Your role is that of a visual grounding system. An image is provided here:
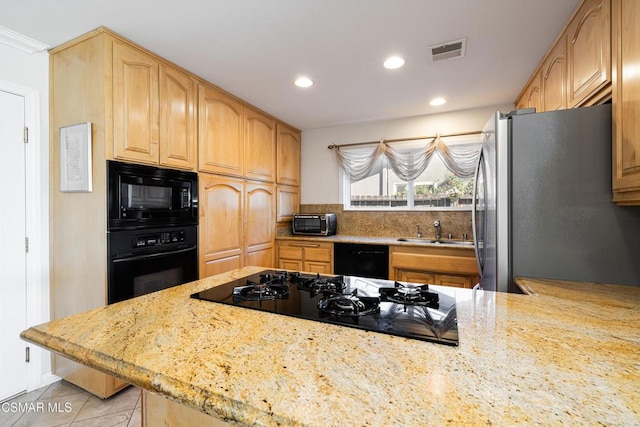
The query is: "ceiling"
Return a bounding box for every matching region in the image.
[1,0,580,130]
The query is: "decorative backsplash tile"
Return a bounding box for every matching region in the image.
[297,204,473,240]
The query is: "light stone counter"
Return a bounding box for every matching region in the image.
[21,268,639,426]
[276,234,476,250]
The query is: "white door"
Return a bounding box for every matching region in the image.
[0,89,28,401]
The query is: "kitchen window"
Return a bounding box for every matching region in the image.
[338,134,481,210]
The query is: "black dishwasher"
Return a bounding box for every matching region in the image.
[334,243,389,280]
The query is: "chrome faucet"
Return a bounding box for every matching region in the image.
[433,220,441,240]
[416,224,422,238]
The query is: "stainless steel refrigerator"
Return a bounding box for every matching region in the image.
[473,104,640,292]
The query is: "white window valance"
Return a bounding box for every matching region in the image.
[333,135,481,182]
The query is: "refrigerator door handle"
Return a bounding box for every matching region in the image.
[472,148,483,278]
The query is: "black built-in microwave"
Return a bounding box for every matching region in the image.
[107,161,198,230]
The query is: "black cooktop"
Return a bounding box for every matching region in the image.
[190,270,458,346]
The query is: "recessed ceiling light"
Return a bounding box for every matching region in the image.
[429,97,447,106]
[383,56,405,70]
[294,77,314,88]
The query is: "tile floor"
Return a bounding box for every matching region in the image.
[0,380,141,427]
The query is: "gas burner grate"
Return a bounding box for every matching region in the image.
[294,273,347,295]
[233,281,289,302]
[317,289,380,318]
[379,281,439,309]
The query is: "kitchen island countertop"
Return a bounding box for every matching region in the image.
[21,268,639,426]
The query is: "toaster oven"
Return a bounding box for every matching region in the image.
[292,213,337,236]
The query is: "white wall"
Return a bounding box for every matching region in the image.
[0,42,51,380]
[301,104,513,204]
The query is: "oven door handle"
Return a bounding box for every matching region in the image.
[112,246,196,263]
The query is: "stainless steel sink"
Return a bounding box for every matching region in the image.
[396,238,437,243]
[396,238,474,246]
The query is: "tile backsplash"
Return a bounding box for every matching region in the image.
[293,204,473,240]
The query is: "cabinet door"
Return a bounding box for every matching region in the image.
[245,108,276,182]
[112,40,159,164]
[278,259,303,270]
[276,123,301,186]
[198,84,244,176]
[276,185,300,223]
[159,65,197,170]
[304,261,332,274]
[246,248,275,269]
[199,174,244,278]
[612,0,640,204]
[542,35,568,111]
[245,182,275,266]
[525,70,542,112]
[516,69,542,112]
[567,0,611,107]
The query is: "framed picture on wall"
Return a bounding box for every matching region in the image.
[60,122,92,192]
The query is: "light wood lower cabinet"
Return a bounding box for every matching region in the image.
[143,390,232,427]
[389,245,479,289]
[277,239,333,273]
[54,358,128,399]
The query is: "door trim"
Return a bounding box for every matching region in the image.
[0,78,55,392]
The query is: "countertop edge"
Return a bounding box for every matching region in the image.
[20,321,292,426]
[276,234,475,249]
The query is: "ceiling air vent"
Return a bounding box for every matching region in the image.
[429,38,467,63]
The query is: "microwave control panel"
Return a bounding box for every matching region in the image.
[133,230,186,248]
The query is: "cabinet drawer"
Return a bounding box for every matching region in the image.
[279,259,303,270]
[305,247,332,262]
[278,246,304,259]
[397,271,435,285]
[304,261,332,274]
[434,274,474,289]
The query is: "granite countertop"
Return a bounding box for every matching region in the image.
[21,268,639,426]
[276,233,475,249]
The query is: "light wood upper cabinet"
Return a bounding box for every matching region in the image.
[516,0,613,112]
[516,69,542,111]
[159,65,197,170]
[199,174,244,278]
[244,108,276,182]
[276,123,301,186]
[112,39,197,170]
[112,40,159,164]
[527,71,543,112]
[276,184,300,223]
[567,0,611,107]
[198,84,244,176]
[542,36,568,111]
[612,0,640,204]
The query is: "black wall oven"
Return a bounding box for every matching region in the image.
[107,161,198,304]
